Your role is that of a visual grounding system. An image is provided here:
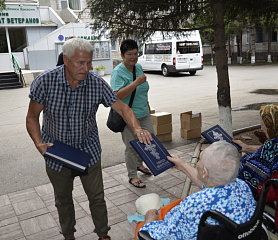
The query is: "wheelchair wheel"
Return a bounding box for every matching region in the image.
[261,222,274,240]
[263,213,277,235]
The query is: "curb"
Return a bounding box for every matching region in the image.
[232,124,261,135]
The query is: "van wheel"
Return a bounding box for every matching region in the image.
[189,71,196,76]
[162,65,170,76]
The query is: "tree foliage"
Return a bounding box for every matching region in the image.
[84,0,278,134]
[85,0,278,41]
[0,0,6,12]
[86,0,214,41]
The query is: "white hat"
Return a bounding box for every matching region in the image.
[135,193,163,216]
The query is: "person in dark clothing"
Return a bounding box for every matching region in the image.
[56,35,76,66]
[56,35,93,69]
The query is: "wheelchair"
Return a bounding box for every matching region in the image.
[138,136,278,240]
[138,179,278,240]
[261,192,278,239]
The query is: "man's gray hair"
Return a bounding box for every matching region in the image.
[62,38,94,60]
[201,141,240,184]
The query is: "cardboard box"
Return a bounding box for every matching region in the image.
[180,111,202,121]
[150,107,155,114]
[180,128,201,139]
[180,111,202,130]
[180,119,202,130]
[156,133,172,142]
[151,112,172,125]
[153,123,172,135]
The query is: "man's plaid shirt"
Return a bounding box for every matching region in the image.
[29,66,118,172]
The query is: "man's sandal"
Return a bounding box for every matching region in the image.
[137,167,152,175]
[129,178,146,188]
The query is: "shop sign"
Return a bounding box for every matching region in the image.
[64,36,101,41]
[0,4,41,26]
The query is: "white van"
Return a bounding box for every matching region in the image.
[138,31,203,76]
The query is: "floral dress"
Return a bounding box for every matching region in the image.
[139,179,256,240]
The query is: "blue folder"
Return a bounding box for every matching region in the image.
[43,140,92,172]
[201,124,242,151]
[130,133,174,176]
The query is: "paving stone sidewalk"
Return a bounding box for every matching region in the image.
[0,143,202,240]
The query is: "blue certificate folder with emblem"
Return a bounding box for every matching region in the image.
[43,140,91,172]
[201,125,242,151]
[130,133,174,176]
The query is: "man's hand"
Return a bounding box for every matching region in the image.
[145,209,159,224]
[134,128,152,144]
[36,142,54,155]
[111,99,153,144]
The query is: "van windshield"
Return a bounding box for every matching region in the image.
[177,41,200,54]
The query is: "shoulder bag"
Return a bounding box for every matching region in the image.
[106,66,136,132]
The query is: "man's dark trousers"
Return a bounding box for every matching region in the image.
[46,158,110,239]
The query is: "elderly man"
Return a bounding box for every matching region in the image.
[26,38,152,240]
[136,141,256,240]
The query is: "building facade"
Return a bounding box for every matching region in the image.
[203,29,278,63]
[0,0,113,74]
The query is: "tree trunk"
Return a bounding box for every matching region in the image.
[268,28,272,63]
[236,34,242,64]
[236,35,240,57]
[228,35,231,65]
[251,23,256,64]
[211,45,214,65]
[240,31,243,64]
[212,0,233,136]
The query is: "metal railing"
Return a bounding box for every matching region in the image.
[11,53,26,87]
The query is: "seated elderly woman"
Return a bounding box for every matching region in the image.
[233,103,278,194]
[135,141,256,240]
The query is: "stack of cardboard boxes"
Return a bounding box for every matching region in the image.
[151,112,172,142]
[150,107,155,114]
[180,111,202,139]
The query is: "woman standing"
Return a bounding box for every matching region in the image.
[110,39,154,188]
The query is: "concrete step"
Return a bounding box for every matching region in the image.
[0,71,22,90]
